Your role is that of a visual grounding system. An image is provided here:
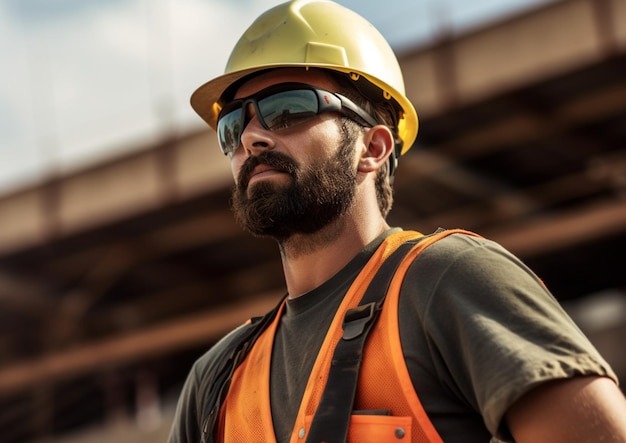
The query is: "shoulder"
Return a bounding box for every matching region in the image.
[401,230,557,318]
[169,294,286,443]
[168,321,257,443]
[418,229,513,259]
[409,229,531,282]
[177,320,259,416]
[191,321,257,385]
[169,323,252,443]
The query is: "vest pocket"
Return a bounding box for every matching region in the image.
[304,414,411,442]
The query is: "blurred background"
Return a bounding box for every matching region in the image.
[0,0,625,441]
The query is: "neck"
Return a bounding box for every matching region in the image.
[278,213,390,299]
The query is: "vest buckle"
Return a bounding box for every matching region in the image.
[342,302,380,340]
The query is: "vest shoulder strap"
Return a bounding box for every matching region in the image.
[306,229,468,443]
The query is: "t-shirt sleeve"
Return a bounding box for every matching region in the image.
[168,357,203,443]
[407,233,617,440]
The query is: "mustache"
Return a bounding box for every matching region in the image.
[237,151,299,188]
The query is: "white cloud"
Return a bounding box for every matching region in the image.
[0,0,49,189]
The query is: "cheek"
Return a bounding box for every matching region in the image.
[230,156,243,183]
[299,118,347,159]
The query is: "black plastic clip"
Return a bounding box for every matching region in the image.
[342,302,379,340]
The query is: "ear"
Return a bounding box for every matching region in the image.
[357,125,395,174]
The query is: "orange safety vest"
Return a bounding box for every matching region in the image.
[218,230,472,443]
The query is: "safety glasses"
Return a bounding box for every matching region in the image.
[216,82,379,156]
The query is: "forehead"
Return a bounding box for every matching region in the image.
[234,68,340,98]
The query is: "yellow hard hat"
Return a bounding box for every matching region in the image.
[190,0,418,154]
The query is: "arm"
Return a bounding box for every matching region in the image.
[506,376,626,443]
[167,362,202,443]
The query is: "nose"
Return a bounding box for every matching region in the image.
[238,104,274,157]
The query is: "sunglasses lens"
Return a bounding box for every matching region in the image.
[258,90,319,130]
[217,108,243,155]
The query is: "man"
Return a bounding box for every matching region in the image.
[169,1,626,442]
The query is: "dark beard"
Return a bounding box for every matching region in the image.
[231,140,357,240]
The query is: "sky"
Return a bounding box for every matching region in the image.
[0,0,550,194]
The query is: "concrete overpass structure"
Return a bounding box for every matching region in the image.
[1,0,625,441]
